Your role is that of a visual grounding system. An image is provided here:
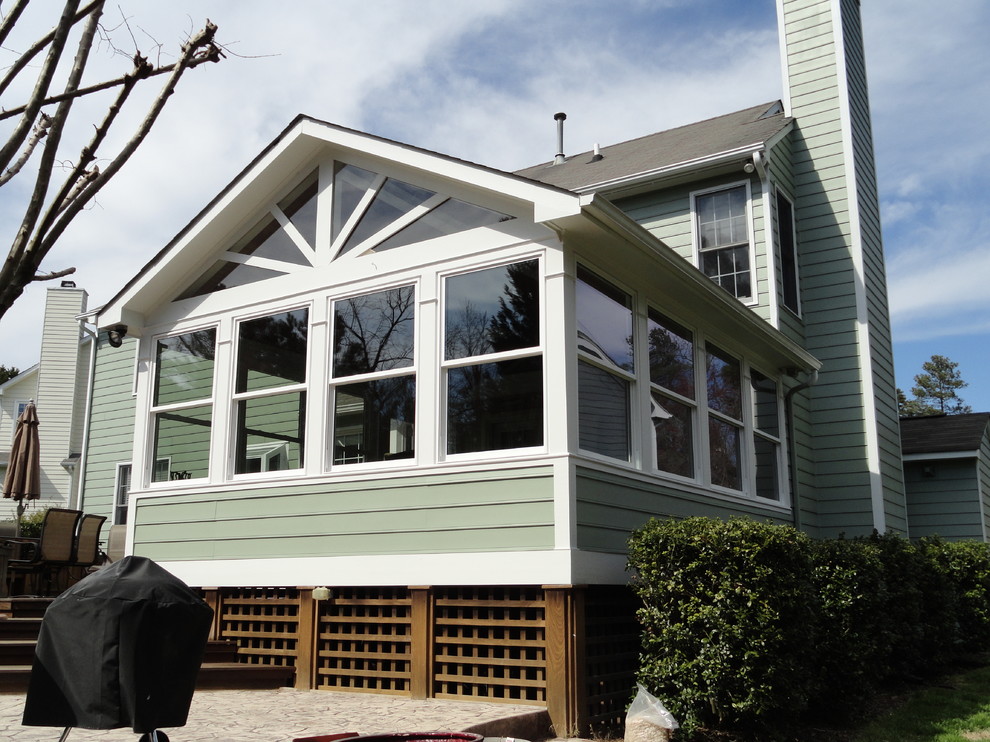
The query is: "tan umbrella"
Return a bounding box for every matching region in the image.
[3,401,41,534]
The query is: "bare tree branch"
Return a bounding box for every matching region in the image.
[31,267,77,283]
[0,0,32,48]
[0,113,51,186]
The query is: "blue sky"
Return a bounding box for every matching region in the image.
[1,0,988,410]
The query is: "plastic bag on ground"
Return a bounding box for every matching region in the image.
[625,683,679,742]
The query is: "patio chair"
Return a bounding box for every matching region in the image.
[6,508,82,596]
[69,513,107,582]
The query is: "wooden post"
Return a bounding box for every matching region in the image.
[296,587,317,690]
[545,585,587,737]
[201,588,221,640]
[410,586,434,699]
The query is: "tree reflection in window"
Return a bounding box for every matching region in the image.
[444,260,542,454]
[331,286,416,465]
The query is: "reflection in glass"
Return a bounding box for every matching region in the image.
[333,377,415,464]
[709,416,741,490]
[698,186,747,249]
[332,164,378,243]
[174,261,289,301]
[578,360,630,461]
[702,245,751,299]
[153,404,212,481]
[648,309,694,399]
[154,330,216,406]
[236,309,309,393]
[279,172,318,249]
[333,286,415,377]
[751,370,779,436]
[652,392,693,478]
[754,435,779,500]
[706,343,741,419]
[576,267,633,372]
[234,392,305,474]
[375,198,513,252]
[445,260,539,360]
[447,357,543,454]
[341,178,435,255]
[231,213,310,266]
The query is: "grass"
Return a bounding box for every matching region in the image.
[851,663,990,742]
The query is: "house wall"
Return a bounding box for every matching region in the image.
[778,0,905,537]
[981,428,990,539]
[80,334,137,522]
[904,459,983,541]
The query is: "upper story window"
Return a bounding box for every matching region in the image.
[150,328,216,483]
[443,259,543,455]
[694,184,753,301]
[233,309,308,475]
[331,286,416,465]
[775,188,799,314]
[577,266,634,462]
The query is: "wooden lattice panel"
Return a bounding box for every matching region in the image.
[583,586,640,733]
[218,587,301,668]
[316,586,413,695]
[433,586,547,705]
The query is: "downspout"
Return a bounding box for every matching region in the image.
[74,321,99,511]
[785,368,819,531]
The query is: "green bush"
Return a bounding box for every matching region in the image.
[627,517,816,735]
[16,507,48,538]
[920,538,990,652]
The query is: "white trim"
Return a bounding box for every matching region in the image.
[156,549,630,588]
[776,0,793,118]
[689,180,759,306]
[902,451,979,462]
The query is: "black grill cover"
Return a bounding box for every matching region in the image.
[22,556,213,733]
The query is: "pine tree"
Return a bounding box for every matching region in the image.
[902,354,972,416]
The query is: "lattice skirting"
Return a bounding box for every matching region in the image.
[201,584,639,735]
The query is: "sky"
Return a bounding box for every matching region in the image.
[1,0,988,411]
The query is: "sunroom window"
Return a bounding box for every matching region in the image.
[233,309,308,475]
[150,328,216,482]
[444,259,543,455]
[696,185,752,300]
[577,266,633,461]
[331,285,416,465]
[648,309,695,478]
[706,342,743,490]
[751,369,781,500]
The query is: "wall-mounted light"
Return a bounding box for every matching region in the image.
[743,161,756,174]
[107,324,128,348]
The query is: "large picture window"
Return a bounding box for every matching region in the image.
[233,309,308,474]
[331,286,416,465]
[695,185,753,300]
[648,309,695,478]
[443,259,543,455]
[577,266,633,461]
[706,342,743,491]
[150,329,216,483]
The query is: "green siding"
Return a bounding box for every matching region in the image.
[781,0,905,537]
[576,467,791,553]
[81,335,138,521]
[905,460,983,541]
[132,466,555,560]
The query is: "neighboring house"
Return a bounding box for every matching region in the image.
[1,284,93,520]
[901,413,990,541]
[76,0,905,732]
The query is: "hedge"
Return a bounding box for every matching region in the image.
[627,517,990,739]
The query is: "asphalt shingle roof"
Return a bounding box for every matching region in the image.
[900,413,990,456]
[515,101,792,191]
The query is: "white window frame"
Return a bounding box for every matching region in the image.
[691,181,757,305]
[327,282,418,471]
[113,463,132,525]
[439,255,546,462]
[229,304,312,480]
[775,187,801,316]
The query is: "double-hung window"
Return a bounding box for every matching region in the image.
[705,342,743,491]
[648,309,695,478]
[330,285,416,465]
[232,309,308,475]
[150,329,216,483]
[576,266,634,462]
[695,185,753,300]
[751,369,782,501]
[443,259,543,455]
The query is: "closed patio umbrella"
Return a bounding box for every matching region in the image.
[3,400,41,534]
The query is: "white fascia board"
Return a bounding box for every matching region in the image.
[0,363,39,394]
[903,451,979,462]
[575,193,820,372]
[156,549,630,589]
[570,142,772,197]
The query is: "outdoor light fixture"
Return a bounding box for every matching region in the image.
[107,324,128,348]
